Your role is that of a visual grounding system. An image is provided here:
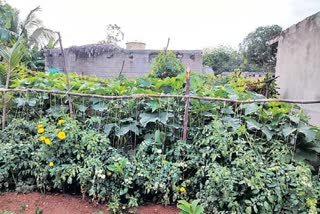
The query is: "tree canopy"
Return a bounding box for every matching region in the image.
[100,24,124,46]
[240,25,282,69]
[203,45,241,74]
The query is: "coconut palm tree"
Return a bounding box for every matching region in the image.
[0,36,26,129]
[0,4,55,48]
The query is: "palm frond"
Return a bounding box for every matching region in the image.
[8,37,26,69]
[28,27,56,47]
[0,37,26,69]
[20,6,42,37]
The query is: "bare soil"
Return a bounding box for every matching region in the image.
[0,192,179,214]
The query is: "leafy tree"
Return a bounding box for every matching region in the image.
[203,45,241,74]
[100,24,124,46]
[240,25,282,70]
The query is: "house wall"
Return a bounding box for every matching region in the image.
[45,47,203,79]
[275,12,320,125]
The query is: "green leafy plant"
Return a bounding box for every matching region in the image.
[150,51,185,79]
[178,200,204,214]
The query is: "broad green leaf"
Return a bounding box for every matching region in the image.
[16,98,26,107]
[115,123,139,136]
[146,100,161,112]
[222,116,241,130]
[221,106,234,115]
[298,126,316,142]
[243,103,259,115]
[246,119,261,130]
[282,126,296,138]
[92,103,107,111]
[139,112,173,127]
[289,115,300,124]
[76,104,87,112]
[261,126,273,141]
[104,123,117,136]
[27,98,37,107]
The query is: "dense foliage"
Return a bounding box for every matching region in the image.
[0,1,18,45]
[203,46,241,74]
[240,25,282,71]
[0,3,55,71]
[0,71,319,213]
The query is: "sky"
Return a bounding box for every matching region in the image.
[5,0,320,50]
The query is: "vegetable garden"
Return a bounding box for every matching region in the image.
[0,67,319,214]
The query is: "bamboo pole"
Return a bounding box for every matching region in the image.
[2,64,11,129]
[182,68,191,141]
[57,32,74,118]
[0,88,320,104]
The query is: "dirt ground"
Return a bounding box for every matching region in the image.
[0,192,179,214]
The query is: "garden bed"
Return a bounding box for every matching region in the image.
[0,192,179,214]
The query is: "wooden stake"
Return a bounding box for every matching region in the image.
[182,68,191,141]
[57,32,74,118]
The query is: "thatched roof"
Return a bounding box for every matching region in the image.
[67,43,122,58]
[46,43,123,58]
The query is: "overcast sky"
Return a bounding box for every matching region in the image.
[5,0,320,50]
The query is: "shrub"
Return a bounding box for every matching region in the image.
[150,51,185,78]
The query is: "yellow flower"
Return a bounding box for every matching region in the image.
[39,136,46,141]
[57,131,66,140]
[44,138,51,145]
[49,161,54,167]
[37,127,44,134]
[58,119,65,125]
[179,187,186,193]
[37,124,43,129]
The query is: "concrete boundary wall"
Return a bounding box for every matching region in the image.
[45,44,203,78]
[275,12,320,125]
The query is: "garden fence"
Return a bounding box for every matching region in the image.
[1,68,320,141]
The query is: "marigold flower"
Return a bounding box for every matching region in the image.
[37,127,44,134]
[58,119,65,125]
[44,138,51,145]
[179,187,186,193]
[49,161,54,167]
[57,131,66,140]
[37,124,43,129]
